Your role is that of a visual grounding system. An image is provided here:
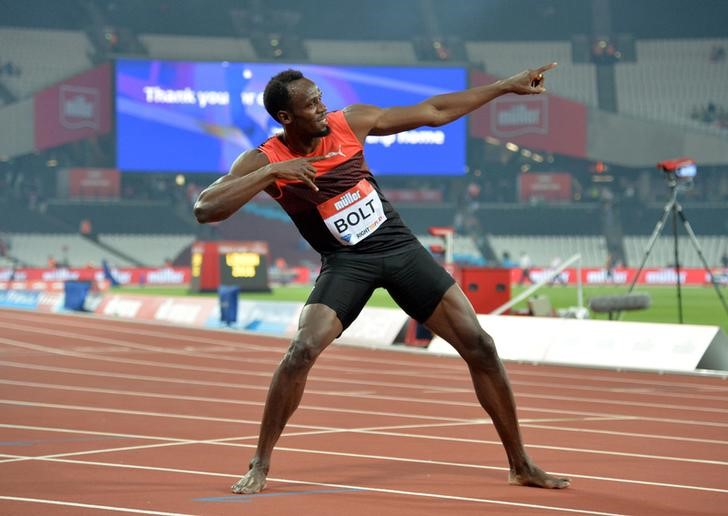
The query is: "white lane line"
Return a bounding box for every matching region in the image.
[219,441,728,494]
[2,398,726,467]
[519,422,728,446]
[3,321,728,401]
[1,422,726,495]
[0,380,471,423]
[6,309,728,389]
[0,457,624,515]
[0,496,195,515]
[7,445,728,501]
[4,369,728,435]
[0,338,469,394]
[6,377,728,447]
[3,348,728,427]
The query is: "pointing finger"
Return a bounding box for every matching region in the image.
[303,177,319,192]
[536,62,558,74]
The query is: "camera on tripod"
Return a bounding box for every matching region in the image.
[657,157,697,180]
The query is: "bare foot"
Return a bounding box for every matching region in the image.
[509,463,570,489]
[231,465,268,494]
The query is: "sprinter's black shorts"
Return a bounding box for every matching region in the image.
[307,244,456,330]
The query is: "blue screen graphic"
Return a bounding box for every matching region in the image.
[115,60,467,175]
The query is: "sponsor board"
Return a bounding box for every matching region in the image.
[428,315,727,373]
[0,267,191,289]
[338,307,410,347]
[0,290,40,310]
[509,267,725,286]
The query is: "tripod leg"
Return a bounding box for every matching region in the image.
[671,203,683,324]
[674,204,728,318]
[626,191,677,295]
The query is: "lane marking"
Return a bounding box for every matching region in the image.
[0,496,194,515]
[0,457,626,515]
[3,380,728,464]
[3,319,728,400]
[2,354,728,428]
[194,488,365,503]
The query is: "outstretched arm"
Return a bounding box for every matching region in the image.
[345,62,557,140]
[193,149,323,224]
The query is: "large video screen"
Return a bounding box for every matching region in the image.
[115,59,467,175]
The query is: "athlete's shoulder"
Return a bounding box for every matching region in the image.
[327,109,365,147]
[258,134,290,163]
[230,148,269,178]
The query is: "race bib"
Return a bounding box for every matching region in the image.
[317,179,387,246]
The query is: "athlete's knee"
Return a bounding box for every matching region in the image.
[280,336,324,374]
[461,331,499,368]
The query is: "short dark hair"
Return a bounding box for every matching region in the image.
[263,69,304,122]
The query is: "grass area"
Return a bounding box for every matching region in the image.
[112,283,728,334]
[511,284,728,334]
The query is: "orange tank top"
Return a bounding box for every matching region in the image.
[258,111,417,256]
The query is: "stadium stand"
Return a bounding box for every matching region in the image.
[139,34,257,61]
[98,234,195,267]
[465,41,599,107]
[7,233,135,268]
[624,235,727,269]
[615,38,728,132]
[0,28,93,98]
[488,235,607,268]
[304,39,418,65]
[44,200,197,234]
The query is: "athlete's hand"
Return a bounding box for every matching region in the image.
[502,62,558,95]
[269,156,326,192]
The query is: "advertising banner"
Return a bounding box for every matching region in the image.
[65,167,121,199]
[116,60,466,175]
[34,63,112,150]
[470,70,587,158]
[518,172,572,202]
[508,267,728,286]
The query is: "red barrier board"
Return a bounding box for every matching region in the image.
[508,267,728,286]
[34,63,112,151]
[470,70,587,158]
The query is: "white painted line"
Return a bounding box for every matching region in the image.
[1,397,725,467]
[0,496,195,515]
[3,348,728,428]
[3,316,728,398]
[0,457,625,516]
[219,442,728,494]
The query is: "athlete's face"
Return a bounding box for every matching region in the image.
[284,78,330,137]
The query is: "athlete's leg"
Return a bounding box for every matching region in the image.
[424,284,570,489]
[231,303,342,494]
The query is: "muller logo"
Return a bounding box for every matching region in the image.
[59,84,100,129]
[334,191,361,210]
[490,95,548,137]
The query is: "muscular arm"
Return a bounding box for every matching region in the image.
[193,149,321,224]
[345,62,557,140]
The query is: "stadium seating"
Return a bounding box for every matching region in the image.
[305,39,418,65]
[45,200,197,235]
[0,28,93,98]
[98,234,196,267]
[624,235,727,268]
[139,34,257,61]
[465,40,599,107]
[6,233,135,268]
[615,39,728,131]
[416,234,486,266]
[487,235,607,267]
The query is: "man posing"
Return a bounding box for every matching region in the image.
[193,62,570,494]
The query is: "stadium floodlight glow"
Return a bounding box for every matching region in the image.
[657,156,697,180]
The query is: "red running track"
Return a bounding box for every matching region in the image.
[0,308,726,515]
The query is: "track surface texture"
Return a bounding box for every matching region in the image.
[1,308,726,515]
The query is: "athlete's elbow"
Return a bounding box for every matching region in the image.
[193,198,218,224]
